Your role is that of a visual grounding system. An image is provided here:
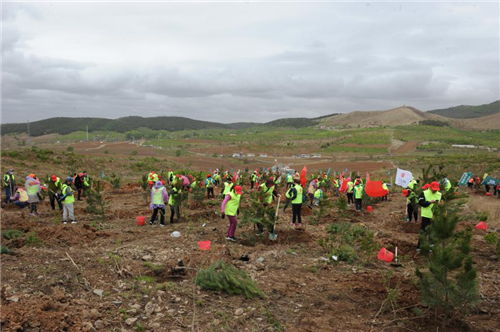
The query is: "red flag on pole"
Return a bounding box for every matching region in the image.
[300,166,307,188]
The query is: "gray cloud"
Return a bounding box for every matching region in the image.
[1,2,499,124]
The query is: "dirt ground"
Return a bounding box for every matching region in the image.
[1,181,499,332]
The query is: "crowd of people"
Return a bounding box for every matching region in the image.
[3,166,498,251]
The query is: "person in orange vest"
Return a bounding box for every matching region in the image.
[467,176,474,189]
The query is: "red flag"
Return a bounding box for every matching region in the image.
[339,175,348,193]
[365,180,388,197]
[300,166,307,188]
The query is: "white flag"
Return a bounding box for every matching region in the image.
[395,168,413,188]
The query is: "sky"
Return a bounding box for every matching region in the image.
[2,1,499,124]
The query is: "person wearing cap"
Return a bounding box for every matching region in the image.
[346,178,354,206]
[205,174,216,199]
[417,181,442,250]
[25,174,41,216]
[59,177,77,224]
[149,180,169,226]
[221,185,243,242]
[47,174,63,211]
[168,181,183,224]
[3,169,16,205]
[354,180,364,212]
[284,177,304,227]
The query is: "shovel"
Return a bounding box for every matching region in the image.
[391,247,402,267]
[269,197,281,241]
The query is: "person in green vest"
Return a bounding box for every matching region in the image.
[82,171,91,199]
[382,182,389,202]
[250,171,258,190]
[168,182,183,224]
[332,176,340,197]
[286,172,293,189]
[59,177,77,224]
[284,178,303,227]
[3,169,16,205]
[167,169,174,184]
[221,180,234,199]
[314,185,323,206]
[221,185,243,242]
[205,174,216,199]
[354,180,364,212]
[256,179,278,234]
[407,179,419,190]
[417,181,442,251]
[25,174,41,216]
[346,178,354,206]
[47,174,63,211]
[443,176,452,192]
[149,180,169,226]
[213,171,221,187]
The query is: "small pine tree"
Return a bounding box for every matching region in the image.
[139,174,149,204]
[335,195,348,217]
[241,191,276,233]
[310,191,332,225]
[195,260,265,298]
[109,172,121,189]
[86,180,109,221]
[416,186,478,325]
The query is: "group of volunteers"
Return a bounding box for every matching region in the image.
[4,165,495,252]
[2,169,91,224]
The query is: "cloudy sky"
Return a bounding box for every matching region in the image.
[2,1,499,124]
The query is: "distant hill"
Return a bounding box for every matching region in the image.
[1,116,228,137]
[319,106,449,128]
[428,100,500,119]
[452,113,500,130]
[263,118,317,128]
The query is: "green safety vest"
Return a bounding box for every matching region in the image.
[153,187,165,205]
[152,174,159,182]
[225,191,241,216]
[314,189,323,199]
[382,183,388,191]
[191,181,197,189]
[26,181,39,195]
[169,187,181,206]
[3,174,14,187]
[286,184,303,204]
[61,184,75,204]
[347,182,354,193]
[168,172,173,180]
[206,178,214,188]
[421,190,442,219]
[354,185,364,199]
[444,179,451,191]
[287,175,293,183]
[223,182,233,195]
[83,176,90,187]
[408,180,416,190]
[259,183,274,204]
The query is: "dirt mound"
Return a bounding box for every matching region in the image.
[320,106,449,128]
[37,224,109,246]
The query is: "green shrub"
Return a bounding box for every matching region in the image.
[3,229,24,240]
[195,260,265,298]
[1,245,14,255]
[26,232,43,247]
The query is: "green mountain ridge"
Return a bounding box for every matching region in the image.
[428,100,500,119]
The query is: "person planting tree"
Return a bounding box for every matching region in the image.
[149,180,169,226]
[417,181,442,251]
[221,185,243,242]
[59,177,77,224]
[353,179,364,212]
[284,177,303,228]
[168,181,182,224]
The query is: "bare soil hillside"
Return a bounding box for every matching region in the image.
[319,106,449,128]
